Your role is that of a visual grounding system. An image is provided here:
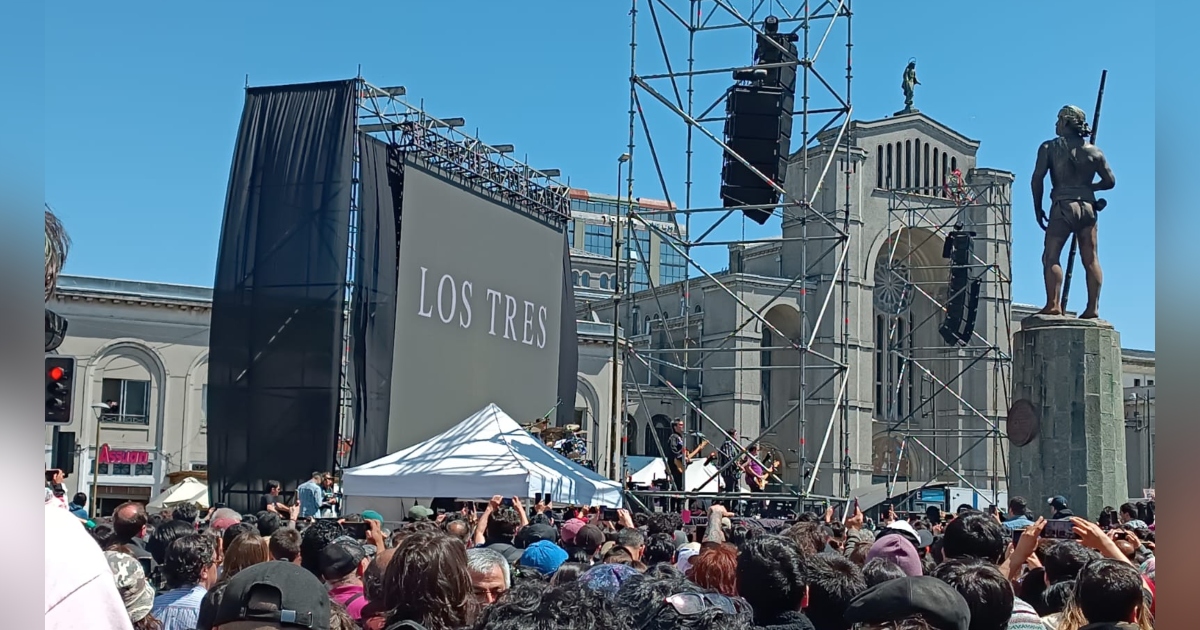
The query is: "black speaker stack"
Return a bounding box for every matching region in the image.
[720,16,799,225]
[939,226,982,345]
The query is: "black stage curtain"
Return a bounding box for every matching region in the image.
[347,134,398,466]
[556,234,578,424]
[207,80,356,512]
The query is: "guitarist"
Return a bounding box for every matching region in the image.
[666,418,687,494]
[743,444,769,515]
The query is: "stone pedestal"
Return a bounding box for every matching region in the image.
[1008,316,1128,520]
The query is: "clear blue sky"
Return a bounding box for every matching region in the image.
[45,1,1154,349]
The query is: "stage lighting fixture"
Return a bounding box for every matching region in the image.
[381,86,406,96]
[432,117,466,128]
[533,168,561,178]
[733,68,768,82]
[487,144,516,154]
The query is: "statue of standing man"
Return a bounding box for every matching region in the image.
[899,61,920,113]
[1031,105,1116,319]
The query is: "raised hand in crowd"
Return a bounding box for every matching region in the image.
[1071,516,1134,565]
[845,504,864,530]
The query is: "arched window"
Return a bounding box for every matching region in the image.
[942,156,950,197]
[644,316,651,334]
[923,143,930,194]
[572,271,580,286]
[876,145,883,188]
[932,148,940,196]
[695,304,703,313]
[580,272,591,287]
[599,274,609,290]
[951,156,958,174]
[646,415,673,458]
[886,144,894,188]
[913,140,921,192]
[905,140,912,189]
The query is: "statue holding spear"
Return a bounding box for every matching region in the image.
[1031,71,1115,319]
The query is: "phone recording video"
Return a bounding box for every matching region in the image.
[1042,518,1079,540]
[501,498,514,508]
[342,521,369,540]
[601,507,619,521]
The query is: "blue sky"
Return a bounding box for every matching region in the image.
[45,1,1154,349]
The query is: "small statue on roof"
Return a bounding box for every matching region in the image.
[899,59,920,115]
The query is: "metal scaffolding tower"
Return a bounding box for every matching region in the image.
[875,173,1013,502]
[617,0,855,502]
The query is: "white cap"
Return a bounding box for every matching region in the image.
[885,519,919,539]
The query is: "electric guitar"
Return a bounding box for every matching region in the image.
[672,440,710,474]
[749,459,781,490]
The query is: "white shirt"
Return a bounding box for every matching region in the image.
[45,503,134,630]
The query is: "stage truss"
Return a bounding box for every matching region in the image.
[615,0,855,502]
[875,176,1013,503]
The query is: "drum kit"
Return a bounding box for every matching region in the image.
[524,420,592,469]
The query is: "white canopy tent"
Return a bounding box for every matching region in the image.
[147,476,209,511]
[342,404,622,518]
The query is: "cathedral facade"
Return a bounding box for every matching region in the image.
[589,111,1015,497]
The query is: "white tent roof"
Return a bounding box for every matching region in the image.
[342,404,623,507]
[147,477,209,510]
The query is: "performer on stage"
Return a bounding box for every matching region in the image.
[743,444,768,515]
[666,419,687,494]
[717,430,742,493]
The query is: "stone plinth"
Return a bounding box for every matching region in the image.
[1008,315,1128,519]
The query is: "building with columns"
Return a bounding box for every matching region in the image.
[589,110,1019,496]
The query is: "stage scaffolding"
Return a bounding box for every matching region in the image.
[615,0,856,504]
[875,177,1013,503]
[332,78,571,470]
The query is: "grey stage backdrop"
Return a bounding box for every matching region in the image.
[388,160,566,451]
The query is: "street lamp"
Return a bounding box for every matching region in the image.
[610,153,631,480]
[89,402,109,517]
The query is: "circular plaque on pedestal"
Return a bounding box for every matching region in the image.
[1007,399,1040,447]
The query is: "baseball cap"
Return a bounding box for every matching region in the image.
[361,510,384,525]
[318,540,366,581]
[1048,495,1068,510]
[560,518,588,545]
[844,576,970,630]
[516,523,558,548]
[573,524,606,552]
[104,551,155,623]
[408,505,434,521]
[213,560,331,630]
[518,540,569,575]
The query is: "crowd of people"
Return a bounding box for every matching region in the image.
[46,477,1157,630]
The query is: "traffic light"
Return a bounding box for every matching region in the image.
[46,356,76,425]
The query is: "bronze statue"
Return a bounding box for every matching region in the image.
[900,61,919,112]
[1031,105,1116,319]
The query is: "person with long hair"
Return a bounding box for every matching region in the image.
[382,529,478,630]
[220,531,270,581]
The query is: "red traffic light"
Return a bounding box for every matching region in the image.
[48,366,65,381]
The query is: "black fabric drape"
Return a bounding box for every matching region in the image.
[556,233,578,425]
[347,134,398,466]
[207,80,356,512]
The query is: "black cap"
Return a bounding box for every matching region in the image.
[1048,495,1068,510]
[515,523,558,548]
[844,576,970,630]
[213,561,331,630]
[317,540,364,581]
